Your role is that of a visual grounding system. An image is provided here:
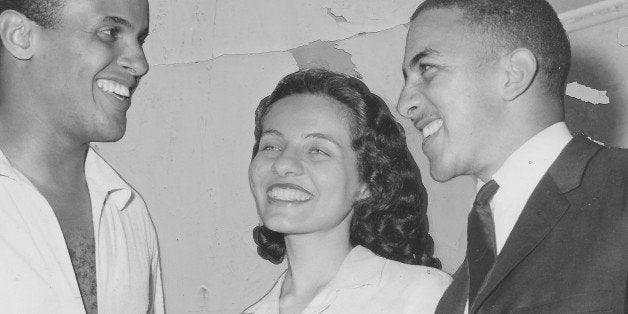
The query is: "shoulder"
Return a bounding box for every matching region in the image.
[566,136,628,171]
[579,144,628,191]
[555,141,628,219]
[590,145,628,173]
[552,137,628,192]
[374,258,451,312]
[381,258,452,291]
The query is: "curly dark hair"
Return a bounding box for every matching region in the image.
[411,0,570,100]
[251,68,440,268]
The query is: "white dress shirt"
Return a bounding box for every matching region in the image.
[481,122,572,254]
[464,122,573,312]
[244,245,452,314]
[0,147,164,314]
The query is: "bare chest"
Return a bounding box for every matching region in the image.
[47,190,98,313]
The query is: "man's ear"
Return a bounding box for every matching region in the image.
[0,10,36,60]
[500,48,537,101]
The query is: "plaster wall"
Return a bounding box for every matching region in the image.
[94,1,628,312]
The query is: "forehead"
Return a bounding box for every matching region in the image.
[404,8,480,66]
[60,0,149,29]
[263,94,353,139]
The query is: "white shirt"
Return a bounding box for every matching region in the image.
[481,122,572,254]
[0,147,164,314]
[465,122,573,312]
[244,245,452,314]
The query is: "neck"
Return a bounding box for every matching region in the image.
[281,223,353,298]
[0,109,89,190]
[475,96,563,182]
[0,64,91,189]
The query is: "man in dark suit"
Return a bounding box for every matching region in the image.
[397,0,627,313]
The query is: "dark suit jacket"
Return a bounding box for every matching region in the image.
[436,135,628,313]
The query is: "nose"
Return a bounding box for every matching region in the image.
[396,82,422,120]
[271,150,304,177]
[117,42,149,77]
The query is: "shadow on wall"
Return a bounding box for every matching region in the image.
[565,45,627,148]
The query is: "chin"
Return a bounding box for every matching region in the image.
[429,163,457,183]
[92,119,127,142]
[263,215,306,235]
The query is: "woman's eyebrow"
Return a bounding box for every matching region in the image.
[305,133,341,148]
[261,129,282,137]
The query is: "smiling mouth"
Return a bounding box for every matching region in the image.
[267,184,313,202]
[96,79,131,101]
[421,119,443,142]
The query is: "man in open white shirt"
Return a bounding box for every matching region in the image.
[397,0,628,313]
[0,0,164,312]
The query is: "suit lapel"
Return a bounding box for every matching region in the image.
[470,136,602,312]
[470,174,569,312]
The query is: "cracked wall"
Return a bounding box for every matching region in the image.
[93,0,628,312]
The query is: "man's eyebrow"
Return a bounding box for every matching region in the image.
[103,16,132,28]
[403,48,439,78]
[305,133,341,148]
[103,16,149,38]
[408,48,439,69]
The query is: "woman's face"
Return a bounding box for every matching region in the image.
[249,93,368,236]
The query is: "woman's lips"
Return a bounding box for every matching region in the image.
[266,183,313,202]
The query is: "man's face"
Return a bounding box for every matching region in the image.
[397,8,504,182]
[32,0,149,143]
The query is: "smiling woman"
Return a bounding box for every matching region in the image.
[245,68,451,314]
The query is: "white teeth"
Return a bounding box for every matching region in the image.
[422,119,443,139]
[268,187,312,202]
[96,79,130,98]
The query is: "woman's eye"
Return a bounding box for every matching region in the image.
[261,144,280,151]
[309,148,329,156]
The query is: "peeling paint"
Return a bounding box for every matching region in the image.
[150,29,382,68]
[566,82,610,105]
[322,0,419,27]
[146,0,418,65]
[289,40,361,77]
[618,27,628,46]
[587,136,606,146]
[327,8,348,23]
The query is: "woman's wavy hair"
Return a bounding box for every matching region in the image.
[251,68,440,268]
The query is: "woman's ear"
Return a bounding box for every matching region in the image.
[0,10,36,60]
[500,48,538,101]
[356,183,371,200]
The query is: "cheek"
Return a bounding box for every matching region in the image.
[334,162,362,201]
[248,158,268,190]
[75,41,117,75]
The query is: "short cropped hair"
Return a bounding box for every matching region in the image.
[411,0,571,100]
[252,68,440,268]
[1,0,64,29]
